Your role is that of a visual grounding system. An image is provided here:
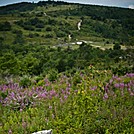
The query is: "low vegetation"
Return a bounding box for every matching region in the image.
[0,67,134,133]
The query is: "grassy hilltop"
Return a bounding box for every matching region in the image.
[0,1,134,45]
[0,1,134,133]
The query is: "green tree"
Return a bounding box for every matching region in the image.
[0,37,4,50]
[113,43,121,50]
[0,52,19,75]
[20,53,40,75]
[0,21,11,31]
[13,30,25,45]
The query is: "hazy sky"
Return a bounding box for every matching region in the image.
[0,0,134,9]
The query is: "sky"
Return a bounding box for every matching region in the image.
[0,0,134,9]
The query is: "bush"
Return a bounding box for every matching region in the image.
[45,33,54,38]
[19,75,31,87]
[23,25,35,31]
[113,43,121,50]
[35,23,44,28]
[0,21,11,31]
[56,31,66,37]
[46,26,52,31]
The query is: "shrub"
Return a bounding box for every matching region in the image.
[0,21,11,31]
[45,33,54,38]
[46,26,52,31]
[19,75,31,87]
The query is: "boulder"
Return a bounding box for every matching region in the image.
[32,129,52,134]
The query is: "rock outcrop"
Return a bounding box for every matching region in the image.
[32,129,52,134]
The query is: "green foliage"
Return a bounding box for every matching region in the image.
[45,33,54,38]
[13,30,25,45]
[0,71,134,133]
[113,43,121,50]
[47,68,58,81]
[0,2,133,133]
[0,21,11,31]
[19,53,40,75]
[19,75,31,87]
[0,2,36,15]
[46,26,52,31]
[56,30,66,38]
[0,41,132,76]
[0,0,133,49]
[0,51,19,75]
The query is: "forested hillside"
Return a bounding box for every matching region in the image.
[0,0,133,77]
[0,1,134,133]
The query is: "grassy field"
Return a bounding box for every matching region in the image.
[0,3,124,47]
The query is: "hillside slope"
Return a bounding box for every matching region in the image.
[0,1,134,46]
[0,1,133,77]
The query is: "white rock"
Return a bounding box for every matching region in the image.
[76,41,83,45]
[32,129,52,134]
[71,42,75,45]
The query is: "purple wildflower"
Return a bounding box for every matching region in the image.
[8,129,12,134]
[61,89,65,94]
[74,90,78,93]
[104,86,108,92]
[64,95,68,100]
[128,88,134,96]
[20,109,23,112]
[91,86,97,91]
[130,80,134,86]
[116,77,121,82]
[66,87,70,91]
[49,106,52,109]
[112,75,118,80]
[45,83,50,86]
[103,92,108,100]
[38,92,47,99]
[66,91,70,95]
[126,73,134,78]
[114,83,120,88]
[119,83,125,89]
[130,92,134,96]
[60,98,63,103]
[55,93,59,98]
[109,79,113,84]
[127,83,131,88]
[49,90,56,96]
[22,121,27,129]
[49,96,52,100]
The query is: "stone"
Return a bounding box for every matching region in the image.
[32,129,52,134]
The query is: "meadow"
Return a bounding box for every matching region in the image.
[0,67,134,133]
[0,1,134,133]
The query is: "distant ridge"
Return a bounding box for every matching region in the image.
[0,0,132,15]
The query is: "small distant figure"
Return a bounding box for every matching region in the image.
[44,12,47,16]
[68,34,72,42]
[77,19,82,30]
